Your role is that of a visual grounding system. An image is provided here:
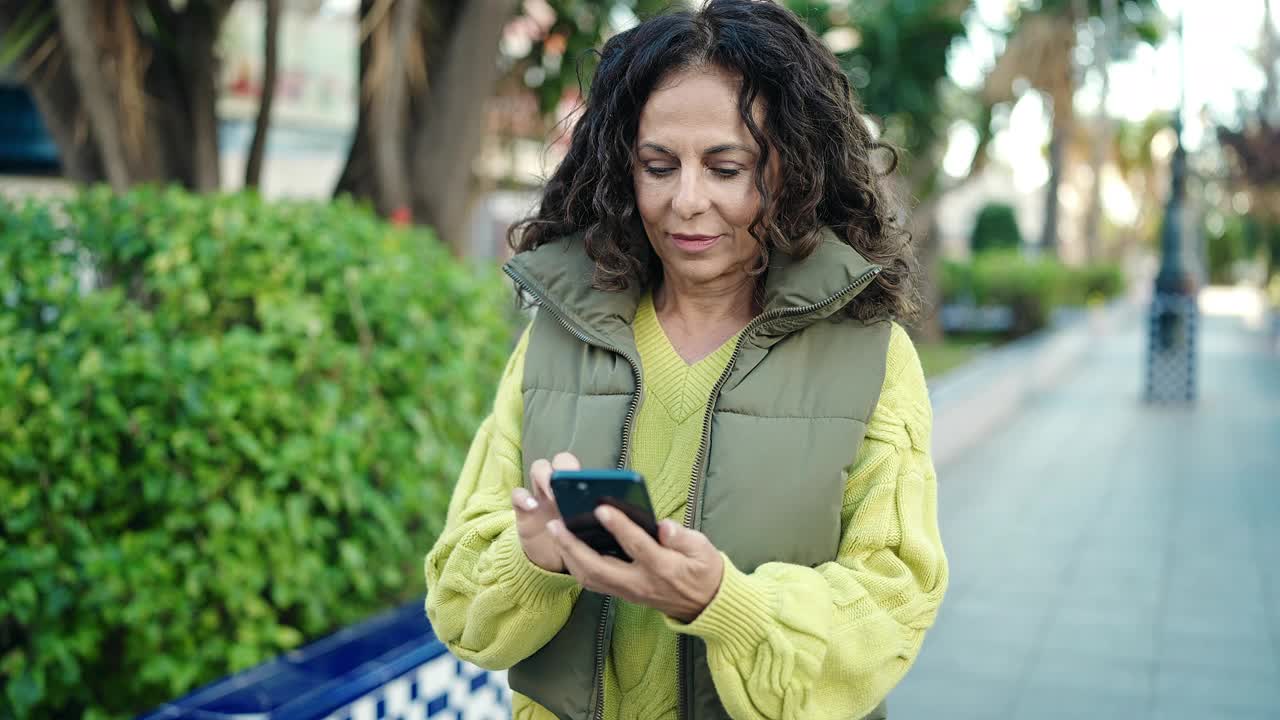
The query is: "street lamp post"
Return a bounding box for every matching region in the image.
[1144,10,1198,403]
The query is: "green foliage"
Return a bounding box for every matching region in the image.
[1256,218,1280,280]
[513,0,969,162]
[0,187,516,719]
[1204,212,1251,284]
[1029,0,1165,46]
[970,202,1024,255]
[943,251,1126,336]
[788,0,967,155]
[515,0,676,114]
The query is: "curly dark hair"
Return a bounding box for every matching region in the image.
[509,0,919,324]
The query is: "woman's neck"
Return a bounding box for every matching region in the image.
[652,275,757,363]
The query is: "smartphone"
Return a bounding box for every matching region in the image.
[548,469,659,561]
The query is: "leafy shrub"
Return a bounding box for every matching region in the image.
[1068,264,1125,305]
[942,251,1126,337]
[969,202,1023,255]
[0,187,515,719]
[1204,212,1250,284]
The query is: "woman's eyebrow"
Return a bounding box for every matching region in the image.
[704,143,755,156]
[637,142,756,156]
[637,142,676,156]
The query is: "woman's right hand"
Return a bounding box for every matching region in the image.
[511,452,579,573]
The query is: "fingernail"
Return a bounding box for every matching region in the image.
[546,520,562,536]
[594,506,611,522]
[524,497,538,510]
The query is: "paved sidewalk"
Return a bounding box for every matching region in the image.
[891,295,1280,719]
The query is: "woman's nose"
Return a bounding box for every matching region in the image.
[672,171,711,219]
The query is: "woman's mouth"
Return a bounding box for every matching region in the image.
[669,234,722,253]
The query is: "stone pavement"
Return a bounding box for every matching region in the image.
[891,293,1280,719]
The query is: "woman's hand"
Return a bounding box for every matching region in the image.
[511,452,579,573]
[548,506,725,623]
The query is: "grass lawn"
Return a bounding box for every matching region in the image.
[916,336,996,378]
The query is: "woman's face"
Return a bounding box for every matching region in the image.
[633,66,770,295]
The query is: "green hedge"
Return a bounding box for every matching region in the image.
[942,251,1126,336]
[0,187,515,719]
[969,202,1023,255]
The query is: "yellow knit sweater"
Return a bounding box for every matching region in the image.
[425,295,947,720]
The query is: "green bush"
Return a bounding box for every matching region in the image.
[942,251,1126,337]
[969,202,1023,255]
[1069,264,1126,305]
[0,187,515,719]
[1204,212,1250,284]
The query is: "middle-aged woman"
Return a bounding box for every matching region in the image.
[425,2,948,719]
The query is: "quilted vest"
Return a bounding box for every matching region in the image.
[502,231,892,720]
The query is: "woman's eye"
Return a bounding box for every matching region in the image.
[711,167,741,179]
[643,166,676,177]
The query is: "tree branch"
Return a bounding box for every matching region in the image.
[245,0,281,188]
[366,0,418,216]
[175,1,227,191]
[53,0,132,190]
[411,0,520,250]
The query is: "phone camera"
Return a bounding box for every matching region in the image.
[577,482,588,491]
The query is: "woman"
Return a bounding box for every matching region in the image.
[425,2,947,719]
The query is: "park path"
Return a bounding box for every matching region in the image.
[891,290,1280,719]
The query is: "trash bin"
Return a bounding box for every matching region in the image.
[137,598,511,720]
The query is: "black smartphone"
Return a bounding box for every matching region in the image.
[549,469,659,561]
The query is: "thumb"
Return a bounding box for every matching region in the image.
[659,520,711,557]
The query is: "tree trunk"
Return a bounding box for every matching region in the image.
[909,196,946,344]
[904,150,946,344]
[181,5,226,192]
[1263,0,1277,123]
[1040,111,1065,257]
[1082,0,1118,263]
[8,1,234,191]
[52,0,133,191]
[245,0,282,188]
[20,53,106,182]
[410,0,520,253]
[334,0,376,200]
[366,0,418,217]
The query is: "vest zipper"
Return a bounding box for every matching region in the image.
[503,265,644,720]
[675,264,882,720]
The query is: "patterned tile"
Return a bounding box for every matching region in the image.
[322,655,511,720]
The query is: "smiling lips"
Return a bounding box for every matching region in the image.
[670,233,722,252]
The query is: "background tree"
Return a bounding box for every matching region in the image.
[981,0,1162,257]
[970,202,1024,255]
[242,0,280,188]
[1215,0,1280,279]
[0,0,237,191]
[0,0,530,251]
[786,0,971,341]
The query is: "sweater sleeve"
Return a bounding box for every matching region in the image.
[665,323,948,719]
[424,325,582,670]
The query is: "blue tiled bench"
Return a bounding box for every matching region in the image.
[137,599,511,720]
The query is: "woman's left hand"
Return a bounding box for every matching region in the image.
[547,508,724,623]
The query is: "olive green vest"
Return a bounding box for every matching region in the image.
[502,231,892,720]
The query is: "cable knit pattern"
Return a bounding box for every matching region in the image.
[425,328,583,673]
[423,320,947,720]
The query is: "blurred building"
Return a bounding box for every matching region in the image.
[217,0,359,199]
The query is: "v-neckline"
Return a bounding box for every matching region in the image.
[634,294,740,423]
[636,293,741,369]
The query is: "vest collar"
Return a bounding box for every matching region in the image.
[503,228,881,351]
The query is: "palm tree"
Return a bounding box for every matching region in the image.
[981,0,1162,259]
